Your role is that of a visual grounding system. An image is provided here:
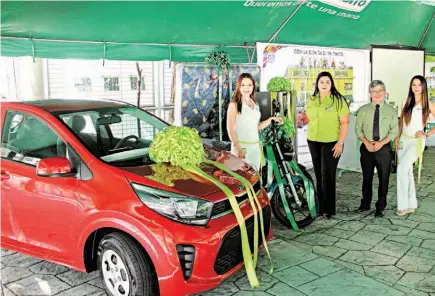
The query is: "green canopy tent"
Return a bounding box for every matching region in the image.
[2,1,435,62]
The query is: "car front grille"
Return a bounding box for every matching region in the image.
[213,205,271,275]
[211,181,262,218]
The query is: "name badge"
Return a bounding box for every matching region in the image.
[325,107,332,111]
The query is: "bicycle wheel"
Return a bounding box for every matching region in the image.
[270,164,319,229]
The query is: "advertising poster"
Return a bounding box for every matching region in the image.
[257,42,370,167]
[425,56,435,146]
[174,63,261,142]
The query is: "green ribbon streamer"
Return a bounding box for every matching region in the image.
[183,164,260,287]
[401,133,425,183]
[149,126,271,288]
[207,160,273,274]
[289,160,317,218]
[265,145,300,232]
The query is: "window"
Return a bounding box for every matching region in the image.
[164,110,174,124]
[60,114,97,135]
[130,76,145,91]
[53,106,167,165]
[74,78,92,92]
[110,114,157,141]
[104,77,120,91]
[1,111,66,166]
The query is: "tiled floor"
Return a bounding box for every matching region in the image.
[2,148,435,296]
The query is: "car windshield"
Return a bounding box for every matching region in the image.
[56,106,168,166]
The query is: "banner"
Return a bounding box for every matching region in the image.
[173,63,261,142]
[425,56,435,146]
[257,42,370,167]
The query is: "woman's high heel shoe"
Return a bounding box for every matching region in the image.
[396,210,408,216]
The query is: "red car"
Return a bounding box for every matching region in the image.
[0,99,272,296]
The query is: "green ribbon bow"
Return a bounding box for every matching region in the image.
[149,126,273,287]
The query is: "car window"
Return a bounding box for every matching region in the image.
[55,106,167,165]
[110,113,158,141]
[1,111,66,166]
[61,114,97,135]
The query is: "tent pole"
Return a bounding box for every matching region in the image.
[267,1,306,43]
[0,36,255,49]
[418,11,435,48]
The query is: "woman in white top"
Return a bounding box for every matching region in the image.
[395,75,435,216]
[227,73,283,171]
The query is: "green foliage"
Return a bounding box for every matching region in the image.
[267,77,291,92]
[205,50,231,68]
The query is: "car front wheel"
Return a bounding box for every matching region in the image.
[97,232,159,296]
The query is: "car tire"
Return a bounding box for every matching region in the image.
[97,232,159,296]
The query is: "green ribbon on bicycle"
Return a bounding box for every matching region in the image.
[265,145,300,232]
[289,161,317,218]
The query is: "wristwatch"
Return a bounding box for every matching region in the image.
[337,141,344,146]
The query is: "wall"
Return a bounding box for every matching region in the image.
[0,57,174,123]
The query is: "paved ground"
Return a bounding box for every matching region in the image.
[2,148,435,296]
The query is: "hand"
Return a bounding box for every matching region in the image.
[332,143,343,158]
[372,141,383,151]
[394,138,400,150]
[234,144,245,159]
[415,131,426,138]
[364,142,376,152]
[271,116,284,125]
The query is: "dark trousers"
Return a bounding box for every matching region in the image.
[359,144,392,211]
[307,140,340,215]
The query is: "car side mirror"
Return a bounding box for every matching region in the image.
[37,157,75,177]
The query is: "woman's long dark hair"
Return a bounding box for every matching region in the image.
[231,73,256,113]
[401,75,430,126]
[312,71,347,109]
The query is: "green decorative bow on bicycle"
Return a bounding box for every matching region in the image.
[260,116,317,232]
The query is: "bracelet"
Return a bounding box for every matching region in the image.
[233,141,239,147]
[337,141,344,146]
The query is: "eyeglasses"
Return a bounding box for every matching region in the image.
[370,89,385,95]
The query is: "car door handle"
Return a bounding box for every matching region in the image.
[1,170,10,181]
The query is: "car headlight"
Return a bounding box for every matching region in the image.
[131,183,214,226]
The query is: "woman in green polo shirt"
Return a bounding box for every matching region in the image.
[306,72,350,219]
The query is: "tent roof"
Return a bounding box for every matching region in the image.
[2,1,435,62]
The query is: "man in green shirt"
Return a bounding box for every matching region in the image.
[355,80,398,217]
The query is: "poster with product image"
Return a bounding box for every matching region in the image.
[425,58,435,147]
[257,42,370,168]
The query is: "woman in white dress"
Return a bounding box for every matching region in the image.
[227,73,283,171]
[395,75,435,216]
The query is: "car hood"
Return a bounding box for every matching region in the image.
[121,147,259,202]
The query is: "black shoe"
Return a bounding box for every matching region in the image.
[355,207,370,213]
[322,214,332,219]
[374,210,384,217]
